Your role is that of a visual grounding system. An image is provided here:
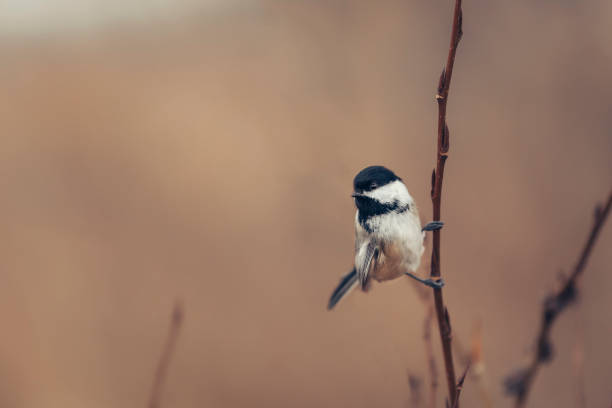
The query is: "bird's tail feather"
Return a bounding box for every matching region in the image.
[328,268,358,310]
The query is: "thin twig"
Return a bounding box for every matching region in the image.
[429,0,463,404]
[451,362,470,408]
[504,190,612,407]
[148,301,184,408]
[423,303,439,408]
[453,321,494,408]
[408,373,424,408]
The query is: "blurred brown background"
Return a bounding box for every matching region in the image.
[1,1,611,407]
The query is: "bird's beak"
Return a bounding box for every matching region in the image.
[351,192,366,198]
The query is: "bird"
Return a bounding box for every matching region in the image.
[327,165,444,310]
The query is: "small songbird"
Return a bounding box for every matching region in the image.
[328,165,443,310]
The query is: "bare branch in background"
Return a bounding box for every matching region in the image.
[422,303,439,408]
[428,0,463,404]
[148,301,184,408]
[408,373,423,408]
[504,190,612,407]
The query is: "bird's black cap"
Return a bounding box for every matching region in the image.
[353,165,401,192]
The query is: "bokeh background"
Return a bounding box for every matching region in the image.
[1,1,611,407]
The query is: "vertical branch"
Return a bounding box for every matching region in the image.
[430,0,463,404]
[423,303,439,408]
[408,374,424,408]
[148,301,184,408]
[504,190,612,407]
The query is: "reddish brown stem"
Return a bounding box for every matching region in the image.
[451,361,470,408]
[148,301,184,408]
[430,0,463,405]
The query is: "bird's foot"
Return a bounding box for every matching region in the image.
[405,272,445,289]
[422,221,444,232]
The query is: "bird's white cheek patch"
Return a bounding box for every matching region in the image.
[367,180,413,205]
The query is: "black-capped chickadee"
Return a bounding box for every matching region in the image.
[328,165,444,310]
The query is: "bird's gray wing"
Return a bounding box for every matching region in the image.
[356,240,379,289]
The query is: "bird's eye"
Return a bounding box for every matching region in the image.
[370,182,377,189]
